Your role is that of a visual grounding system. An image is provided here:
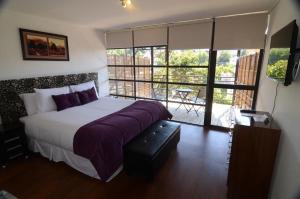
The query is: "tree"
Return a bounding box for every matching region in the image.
[217,51,231,65]
[107,49,132,56]
[268,48,289,65]
[267,60,288,79]
[154,49,235,102]
[169,50,209,66]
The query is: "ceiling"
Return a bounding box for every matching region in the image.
[3,0,277,30]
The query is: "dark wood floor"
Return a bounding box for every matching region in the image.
[0,124,229,199]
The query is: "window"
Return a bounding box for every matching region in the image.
[215,49,260,85]
[107,47,262,126]
[134,46,167,101]
[211,49,261,127]
[107,48,135,97]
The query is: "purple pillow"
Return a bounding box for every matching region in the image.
[52,92,81,111]
[77,88,98,105]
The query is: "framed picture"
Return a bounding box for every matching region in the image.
[19,28,69,61]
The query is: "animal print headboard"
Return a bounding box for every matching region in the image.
[0,72,98,125]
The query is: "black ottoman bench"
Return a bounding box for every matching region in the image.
[124,120,180,178]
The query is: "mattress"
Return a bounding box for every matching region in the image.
[20,97,134,180]
[20,97,134,151]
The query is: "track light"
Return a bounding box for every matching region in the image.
[121,0,132,8]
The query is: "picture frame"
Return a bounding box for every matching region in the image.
[19,28,69,61]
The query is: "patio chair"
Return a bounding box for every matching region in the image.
[151,87,165,100]
[187,88,206,116]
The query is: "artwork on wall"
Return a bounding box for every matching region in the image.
[19,28,69,61]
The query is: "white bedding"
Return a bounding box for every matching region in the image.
[20,97,134,152]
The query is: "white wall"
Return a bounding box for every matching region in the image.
[256,0,300,198]
[0,9,109,96]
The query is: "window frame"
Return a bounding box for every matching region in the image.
[106,23,264,127]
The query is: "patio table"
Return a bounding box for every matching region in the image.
[175,88,193,112]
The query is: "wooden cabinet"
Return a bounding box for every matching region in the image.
[0,123,29,168]
[227,111,281,199]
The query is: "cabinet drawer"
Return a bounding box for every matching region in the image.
[3,130,24,140]
[4,136,22,147]
[6,146,24,160]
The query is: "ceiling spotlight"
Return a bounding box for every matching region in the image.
[121,0,131,8]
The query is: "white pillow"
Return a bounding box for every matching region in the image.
[19,93,38,116]
[70,81,99,97]
[34,86,70,113]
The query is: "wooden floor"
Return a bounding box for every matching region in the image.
[0,124,229,199]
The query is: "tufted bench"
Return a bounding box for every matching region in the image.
[123,120,180,179]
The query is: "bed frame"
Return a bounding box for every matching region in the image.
[0,72,98,125]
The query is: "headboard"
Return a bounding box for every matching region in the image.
[0,72,98,125]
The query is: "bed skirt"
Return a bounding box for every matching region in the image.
[27,137,122,182]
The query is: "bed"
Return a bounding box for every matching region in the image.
[0,73,171,181]
[20,97,134,181]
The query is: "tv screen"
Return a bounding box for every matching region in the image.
[267,20,298,86]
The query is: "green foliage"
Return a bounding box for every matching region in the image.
[169,50,209,66]
[217,51,231,65]
[154,49,166,65]
[215,65,235,81]
[108,48,236,105]
[267,60,288,79]
[268,48,289,65]
[213,89,232,105]
[107,49,132,56]
[154,49,235,104]
[266,48,289,79]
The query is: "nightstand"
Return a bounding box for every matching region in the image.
[0,123,29,168]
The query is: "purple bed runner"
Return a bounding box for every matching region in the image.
[73,100,172,181]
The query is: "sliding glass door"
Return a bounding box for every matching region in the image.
[167,49,209,125]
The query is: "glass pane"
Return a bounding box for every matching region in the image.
[107,49,133,65]
[109,80,134,96]
[168,84,206,105]
[169,49,209,66]
[152,83,167,100]
[116,81,134,96]
[136,82,151,98]
[236,49,260,86]
[135,67,167,82]
[111,96,135,100]
[215,49,260,85]
[212,88,234,127]
[169,68,207,84]
[138,99,167,108]
[135,67,151,81]
[234,90,254,109]
[108,67,134,80]
[115,67,134,80]
[109,80,117,95]
[212,88,254,127]
[153,46,166,66]
[136,82,167,100]
[135,47,151,65]
[153,67,167,82]
[168,102,204,125]
[215,50,237,84]
[108,67,116,79]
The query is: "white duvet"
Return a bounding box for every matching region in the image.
[20,97,134,152]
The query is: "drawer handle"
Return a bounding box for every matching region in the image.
[4,136,20,144]
[8,152,23,160]
[7,145,22,152]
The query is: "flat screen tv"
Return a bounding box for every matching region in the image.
[266,20,299,86]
